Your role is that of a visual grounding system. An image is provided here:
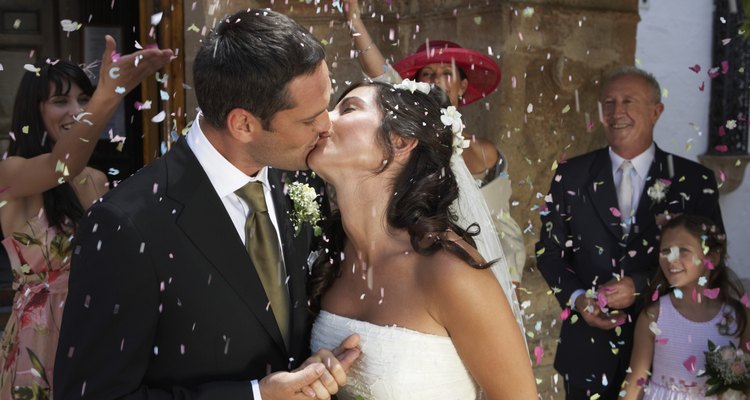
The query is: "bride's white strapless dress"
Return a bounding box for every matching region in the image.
[310,310,480,400]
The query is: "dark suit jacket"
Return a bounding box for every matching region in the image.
[535,145,723,392]
[54,138,322,399]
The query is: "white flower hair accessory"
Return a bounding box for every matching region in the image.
[647,178,671,204]
[392,79,431,95]
[288,182,322,237]
[441,106,469,155]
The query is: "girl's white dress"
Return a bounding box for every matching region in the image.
[644,296,738,400]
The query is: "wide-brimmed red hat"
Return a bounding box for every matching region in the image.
[393,40,501,107]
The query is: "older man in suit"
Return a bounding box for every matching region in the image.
[55,9,358,400]
[536,66,723,399]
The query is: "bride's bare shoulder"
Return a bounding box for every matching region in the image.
[416,231,493,291]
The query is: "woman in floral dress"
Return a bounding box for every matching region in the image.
[0,38,173,399]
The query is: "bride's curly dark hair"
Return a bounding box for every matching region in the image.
[309,81,491,314]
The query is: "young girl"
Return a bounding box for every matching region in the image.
[621,214,750,399]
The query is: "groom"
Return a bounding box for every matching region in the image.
[55,9,358,400]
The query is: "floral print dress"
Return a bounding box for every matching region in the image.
[0,214,72,400]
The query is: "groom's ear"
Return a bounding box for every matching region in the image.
[226,108,263,143]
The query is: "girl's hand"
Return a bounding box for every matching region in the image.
[95,35,174,102]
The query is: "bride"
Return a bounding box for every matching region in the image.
[307,80,537,399]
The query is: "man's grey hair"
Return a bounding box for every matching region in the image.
[602,66,662,103]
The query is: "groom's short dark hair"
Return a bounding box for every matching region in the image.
[193,8,326,129]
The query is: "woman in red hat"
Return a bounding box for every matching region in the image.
[344,0,527,293]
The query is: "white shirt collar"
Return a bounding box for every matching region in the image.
[186,114,269,197]
[609,143,655,178]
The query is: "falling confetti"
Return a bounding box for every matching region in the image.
[683,355,696,372]
[151,111,166,123]
[60,19,83,32]
[649,321,661,335]
[151,11,163,26]
[534,345,543,365]
[702,287,720,299]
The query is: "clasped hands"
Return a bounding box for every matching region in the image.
[260,333,361,400]
[575,276,635,330]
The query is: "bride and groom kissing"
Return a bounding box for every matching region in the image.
[53,8,537,400]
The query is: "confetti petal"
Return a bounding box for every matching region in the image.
[151,111,166,123]
[649,321,661,335]
[534,345,543,365]
[703,287,720,299]
[151,12,163,26]
[683,355,696,372]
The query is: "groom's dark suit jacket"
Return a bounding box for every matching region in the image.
[536,145,723,393]
[54,138,321,399]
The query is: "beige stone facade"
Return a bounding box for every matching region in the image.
[197,1,639,397]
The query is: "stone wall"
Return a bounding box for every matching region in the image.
[200,1,639,397]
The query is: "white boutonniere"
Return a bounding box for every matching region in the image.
[288,182,322,237]
[440,106,469,155]
[647,178,671,204]
[393,78,431,95]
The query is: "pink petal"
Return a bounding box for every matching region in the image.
[703,258,715,270]
[715,145,728,153]
[683,355,697,372]
[703,287,720,299]
[655,338,669,345]
[597,292,608,309]
[651,289,660,302]
[610,207,622,217]
[560,308,571,321]
[534,345,544,366]
[721,60,729,74]
[689,64,701,73]
[699,82,705,91]
[741,294,749,308]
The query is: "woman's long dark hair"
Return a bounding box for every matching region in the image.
[309,81,489,313]
[8,60,94,234]
[645,214,745,336]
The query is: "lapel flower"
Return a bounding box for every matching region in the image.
[647,178,671,204]
[393,78,431,95]
[288,182,322,237]
[440,106,469,155]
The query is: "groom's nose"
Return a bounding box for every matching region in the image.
[316,110,332,133]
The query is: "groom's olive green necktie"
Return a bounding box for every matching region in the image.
[235,181,290,349]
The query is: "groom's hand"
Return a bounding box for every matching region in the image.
[260,363,335,400]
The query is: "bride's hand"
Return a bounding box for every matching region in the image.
[299,334,361,397]
[332,333,361,371]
